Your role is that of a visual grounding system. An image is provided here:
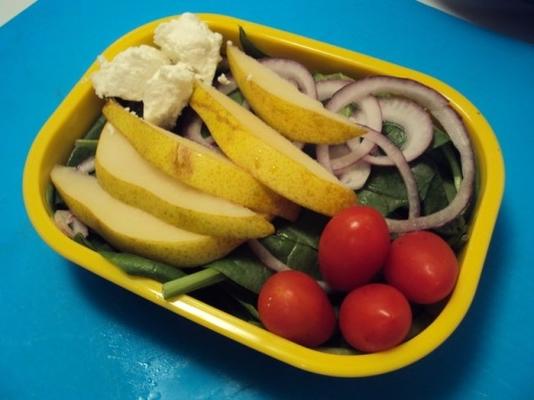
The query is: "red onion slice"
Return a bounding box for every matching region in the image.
[325,75,475,232]
[54,210,89,239]
[316,79,352,101]
[330,96,381,171]
[364,130,421,219]
[364,98,433,166]
[337,161,371,190]
[260,58,318,99]
[316,144,333,173]
[76,156,95,174]
[386,106,475,233]
[247,240,330,291]
[183,114,217,149]
[348,95,382,132]
[326,75,449,113]
[248,239,290,273]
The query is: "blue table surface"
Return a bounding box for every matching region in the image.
[2,0,533,398]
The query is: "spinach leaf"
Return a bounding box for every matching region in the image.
[220,283,262,322]
[258,210,328,280]
[260,235,321,279]
[228,89,246,105]
[100,251,186,282]
[269,210,329,249]
[338,104,354,118]
[74,232,114,252]
[357,189,408,216]
[74,233,186,282]
[83,115,106,140]
[207,248,273,294]
[382,122,407,148]
[45,183,57,215]
[441,143,462,190]
[377,123,448,153]
[66,139,98,167]
[357,161,437,216]
[421,162,469,250]
[239,26,269,58]
[200,123,212,139]
[431,126,451,149]
[233,296,261,321]
[47,186,66,212]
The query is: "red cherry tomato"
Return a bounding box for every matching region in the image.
[318,206,391,291]
[339,283,412,353]
[258,270,336,347]
[384,231,459,304]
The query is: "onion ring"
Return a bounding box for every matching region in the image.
[364,97,433,166]
[260,58,318,99]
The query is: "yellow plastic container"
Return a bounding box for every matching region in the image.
[23,14,504,377]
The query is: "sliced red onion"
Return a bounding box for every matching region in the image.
[326,75,449,113]
[364,98,433,166]
[330,143,353,158]
[349,95,382,132]
[183,115,217,149]
[248,239,290,273]
[316,144,333,173]
[54,210,88,239]
[325,75,475,232]
[364,130,421,219]
[247,240,330,291]
[316,79,352,101]
[337,161,371,190]
[386,106,475,232]
[76,156,95,174]
[260,58,318,99]
[330,96,381,171]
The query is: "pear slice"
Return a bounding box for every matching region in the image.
[95,123,274,239]
[190,81,357,217]
[51,166,241,267]
[227,44,365,144]
[102,100,298,220]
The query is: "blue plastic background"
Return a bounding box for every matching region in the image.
[1,1,533,399]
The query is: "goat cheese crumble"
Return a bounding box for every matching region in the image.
[154,12,222,83]
[143,63,194,129]
[91,45,170,101]
[90,13,222,129]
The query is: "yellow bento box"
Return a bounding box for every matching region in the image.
[23,14,504,377]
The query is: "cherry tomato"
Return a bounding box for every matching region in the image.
[384,231,459,304]
[339,283,412,352]
[258,270,336,347]
[318,206,391,291]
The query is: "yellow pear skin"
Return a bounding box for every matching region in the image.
[51,166,242,267]
[227,44,365,144]
[102,100,299,220]
[190,81,357,216]
[96,123,274,239]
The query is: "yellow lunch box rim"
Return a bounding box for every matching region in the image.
[22,13,505,377]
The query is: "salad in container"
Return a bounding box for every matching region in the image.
[23,13,504,377]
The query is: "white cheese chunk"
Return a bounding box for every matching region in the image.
[142,63,195,129]
[154,13,222,83]
[91,45,170,101]
[217,73,232,85]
